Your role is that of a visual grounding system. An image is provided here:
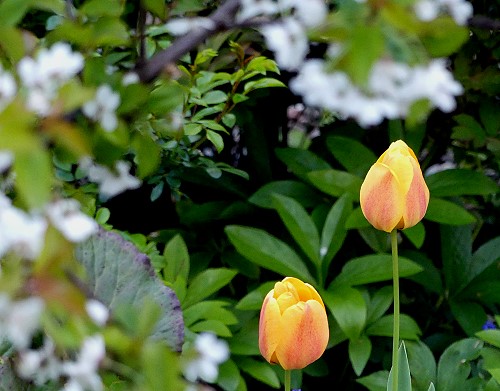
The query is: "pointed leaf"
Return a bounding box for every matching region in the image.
[183,268,237,308]
[387,341,411,391]
[307,169,363,200]
[225,225,315,284]
[427,383,435,391]
[272,194,321,266]
[249,180,322,209]
[425,198,476,225]
[75,229,184,351]
[406,341,437,391]
[326,135,377,176]
[349,336,372,376]
[426,169,499,197]
[275,147,331,182]
[366,314,422,340]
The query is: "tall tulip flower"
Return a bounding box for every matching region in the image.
[259,277,329,373]
[359,139,429,233]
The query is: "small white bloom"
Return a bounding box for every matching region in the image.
[80,158,141,199]
[165,17,216,36]
[414,0,440,21]
[183,333,229,383]
[279,0,327,27]
[122,72,140,86]
[17,339,61,385]
[62,335,105,391]
[237,0,279,21]
[46,199,98,242]
[82,85,121,132]
[85,300,109,327]
[414,0,473,25]
[0,150,13,172]
[0,70,16,111]
[261,18,308,70]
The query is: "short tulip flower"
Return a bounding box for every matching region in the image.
[360,140,430,232]
[259,277,329,370]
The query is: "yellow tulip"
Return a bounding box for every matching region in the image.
[360,140,430,232]
[259,277,329,370]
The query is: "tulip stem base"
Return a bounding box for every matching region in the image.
[284,369,291,391]
[391,229,400,391]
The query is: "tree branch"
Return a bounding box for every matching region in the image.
[468,15,500,30]
[135,0,241,83]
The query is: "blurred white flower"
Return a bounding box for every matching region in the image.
[17,338,61,385]
[280,0,327,27]
[82,85,121,132]
[46,199,98,243]
[80,158,141,199]
[0,150,13,172]
[0,68,16,111]
[165,17,216,36]
[0,295,45,350]
[237,0,279,21]
[85,300,109,327]
[122,72,140,86]
[261,18,308,70]
[414,0,473,25]
[62,335,105,391]
[183,333,229,383]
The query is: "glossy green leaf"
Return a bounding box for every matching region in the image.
[332,255,423,286]
[218,359,242,391]
[141,0,166,18]
[14,149,52,209]
[272,193,321,266]
[426,169,499,197]
[162,234,190,284]
[183,268,237,308]
[425,198,476,225]
[225,225,315,284]
[427,383,436,391]
[323,285,367,340]
[366,286,393,325]
[307,169,362,200]
[243,77,286,93]
[357,370,389,391]
[206,129,224,153]
[406,341,437,391]
[346,207,371,229]
[183,300,237,327]
[387,342,411,391]
[236,356,280,388]
[203,90,228,105]
[437,338,483,391]
[366,314,422,340]
[326,135,377,176]
[235,281,275,311]
[80,0,123,16]
[441,224,472,294]
[403,250,443,294]
[402,222,425,248]
[349,335,372,376]
[249,180,323,209]
[275,148,331,182]
[476,330,500,349]
[189,319,232,337]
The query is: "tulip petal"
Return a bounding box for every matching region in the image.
[275,300,329,370]
[360,162,405,232]
[402,160,430,229]
[259,291,282,364]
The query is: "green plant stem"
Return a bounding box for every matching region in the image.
[391,229,400,391]
[284,369,291,391]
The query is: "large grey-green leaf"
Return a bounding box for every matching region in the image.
[75,229,184,351]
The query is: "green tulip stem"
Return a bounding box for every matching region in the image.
[284,369,291,391]
[391,229,400,391]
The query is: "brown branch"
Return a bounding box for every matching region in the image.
[135,0,241,83]
[468,15,500,30]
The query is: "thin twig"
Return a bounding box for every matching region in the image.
[137,5,148,66]
[135,0,241,82]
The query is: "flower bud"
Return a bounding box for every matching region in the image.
[259,277,329,370]
[360,140,430,232]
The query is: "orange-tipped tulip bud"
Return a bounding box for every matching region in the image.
[360,140,430,232]
[259,277,329,370]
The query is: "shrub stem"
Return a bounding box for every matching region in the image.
[285,369,291,391]
[391,229,400,391]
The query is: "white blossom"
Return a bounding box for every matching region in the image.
[279,0,327,27]
[261,18,308,70]
[0,67,16,111]
[80,158,141,199]
[0,150,13,172]
[62,335,105,391]
[85,300,109,327]
[237,0,279,21]
[183,333,229,383]
[46,199,98,243]
[17,339,61,385]
[0,196,47,260]
[82,85,121,132]
[165,17,216,36]
[0,295,45,350]
[414,0,473,25]
[122,72,140,86]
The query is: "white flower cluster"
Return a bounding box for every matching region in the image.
[82,84,121,132]
[18,42,84,116]
[290,58,463,127]
[17,333,106,391]
[238,0,327,70]
[79,158,141,199]
[0,65,16,112]
[414,0,473,25]
[0,193,97,260]
[183,333,230,384]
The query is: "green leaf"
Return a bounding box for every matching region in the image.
[404,250,443,294]
[275,147,331,182]
[272,194,321,266]
[421,18,469,57]
[141,0,166,18]
[0,27,27,62]
[203,90,228,105]
[225,225,315,284]
[229,318,260,356]
[387,341,411,391]
[162,234,190,284]
[80,0,123,16]
[402,222,425,248]
[357,370,390,391]
[426,169,499,197]
[450,300,487,336]
[349,335,372,376]
[183,268,237,308]
[476,330,500,349]
[320,194,352,271]
[0,0,30,27]
[206,129,225,153]
[147,80,184,114]
[427,383,436,391]
[218,359,242,391]
[222,113,236,128]
[346,207,371,229]
[326,135,377,176]
[243,77,286,93]
[323,285,367,340]
[190,319,232,337]
[141,342,183,390]
[425,198,476,225]
[248,180,323,209]
[406,341,437,391]
[183,300,237,327]
[131,133,161,178]
[459,236,500,292]
[440,224,472,294]
[236,356,280,388]
[332,255,423,286]
[366,286,393,325]
[436,338,483,391]
[307,169,363,200]
[235,281,276,311]
[75,229,184,351]
[366,314,422,340]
